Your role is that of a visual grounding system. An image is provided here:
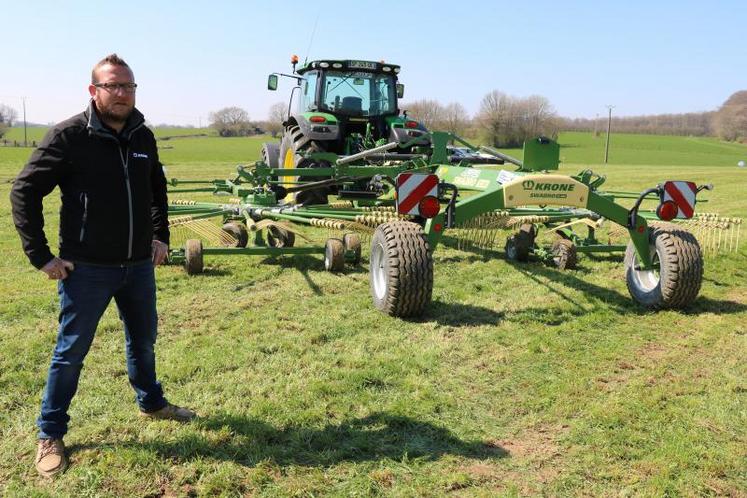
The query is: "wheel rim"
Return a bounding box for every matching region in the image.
[631,244,661,292]
[371,242,387,300]
[283,149,294,167]
[324,244,332,271]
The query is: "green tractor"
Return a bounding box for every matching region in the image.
[265,56,429,203]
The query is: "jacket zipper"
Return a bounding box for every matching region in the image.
[79,192,89,242]
[118,146,134,259]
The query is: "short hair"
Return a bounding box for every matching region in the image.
[91,54,131,84]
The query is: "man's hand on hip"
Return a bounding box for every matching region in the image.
[152,240,169,266]
[41,258,75,280]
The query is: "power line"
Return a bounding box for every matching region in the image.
[604,105,615,164]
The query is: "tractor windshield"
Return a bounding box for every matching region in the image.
[319,71,397,117]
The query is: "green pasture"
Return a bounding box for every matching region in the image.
[0,131,745,496]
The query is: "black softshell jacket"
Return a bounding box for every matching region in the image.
[10,102,169,269]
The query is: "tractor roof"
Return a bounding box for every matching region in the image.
[297,59,401,75]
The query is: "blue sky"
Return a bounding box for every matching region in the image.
[1,0,744,126]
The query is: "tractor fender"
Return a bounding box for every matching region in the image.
[295,113,340,142]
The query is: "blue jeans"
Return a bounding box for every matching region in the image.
[37,260,168,439]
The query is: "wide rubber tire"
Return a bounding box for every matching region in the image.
[278,125,328,205]
[624,223,703,309]
[343,233,362,265]
[551,238,577,270]
[222,221,248,248]
[261,142,280,169]
[184,239,203,275]
[324,238,345,272]
[370,221,433,317]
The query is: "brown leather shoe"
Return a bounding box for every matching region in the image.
[140,402,196,422]
[36,438,68,478]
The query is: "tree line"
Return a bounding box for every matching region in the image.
[3,91,744,145]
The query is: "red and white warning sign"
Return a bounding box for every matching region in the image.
[396,173,439,216]
[662,181,697,219]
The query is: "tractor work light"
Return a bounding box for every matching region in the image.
[418,196,440,218]
[319,62,330,68]
[656,200,679,221]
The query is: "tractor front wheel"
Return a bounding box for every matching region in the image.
[370,221,433,317]
[624,223,703,309]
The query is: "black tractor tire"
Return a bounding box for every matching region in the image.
[184,239,203,275]
[624,223,703,310]
[369,221,433,317]
[221,221,248,248]
[267,226,295,248]
[551,238,577,270]
[343,232,362,265]
[324,238,345,272]
[261,142,280,169]
[504,224,536,262]
[278,125,328,205]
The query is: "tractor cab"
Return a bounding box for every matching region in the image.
[268,58,428,156]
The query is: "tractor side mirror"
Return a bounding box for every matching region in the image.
[267,74,278,91]
[396,84,404,99]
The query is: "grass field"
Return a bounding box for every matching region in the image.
[0,130,745,496]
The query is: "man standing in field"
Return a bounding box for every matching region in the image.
[10,54,196,478]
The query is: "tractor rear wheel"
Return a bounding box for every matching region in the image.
[278,125,328,205]
[184,239,203,275]
[324,238,345,272]
[370,221,433,317]
[222,221,248,247]
[551,238,577,270]
[624,223,703,309]
[343,233,362,265]
[261,142,280,169]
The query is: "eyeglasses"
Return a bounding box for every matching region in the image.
[94,82,138,94]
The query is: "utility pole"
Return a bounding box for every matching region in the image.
[604,105,614,164]
[22,97,28,147]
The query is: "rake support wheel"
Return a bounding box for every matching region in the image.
[184,239,203,275]
[324,238,345,272]
[267,226,295,248]
[343,233,362,265]
[222,221,248,248]
[505,224,536,262]
[624,223,703,309]
[551,238,577,270]
[370,221,433,317]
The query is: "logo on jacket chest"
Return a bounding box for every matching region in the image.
[132,152,149,159]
